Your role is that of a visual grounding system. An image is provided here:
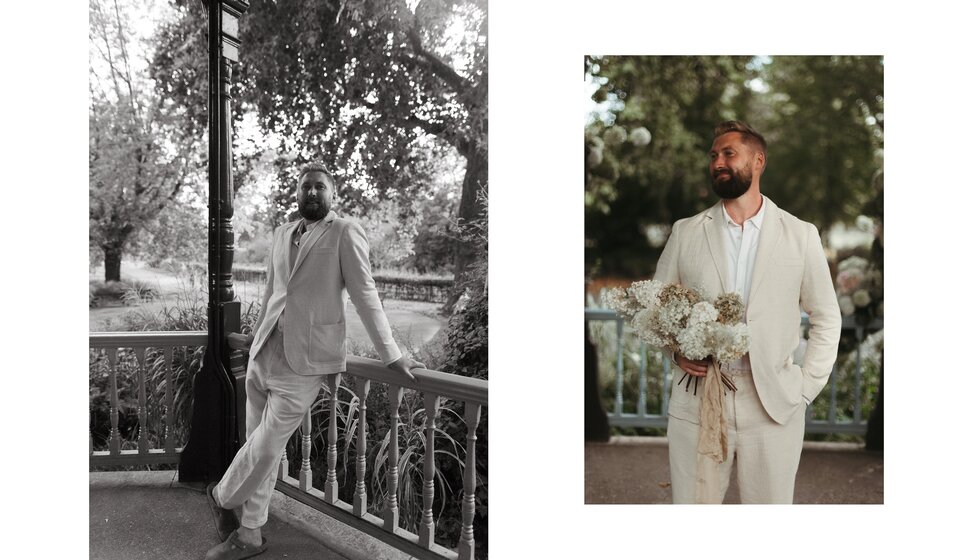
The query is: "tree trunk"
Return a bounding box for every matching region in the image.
[103,244,123,283]
[444,143,487,312]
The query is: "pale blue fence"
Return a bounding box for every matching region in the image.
[586,308,883,435]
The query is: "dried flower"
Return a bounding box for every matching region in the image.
[713,292,744,325]
[604,280,749,369]
[838,295,855,316]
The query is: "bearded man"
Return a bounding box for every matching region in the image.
[204,162,423,559]
[654,121,841,503]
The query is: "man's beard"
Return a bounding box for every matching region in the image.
[711,166,753,199]
[299,197,329,221]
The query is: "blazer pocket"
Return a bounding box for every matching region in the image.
[310,322,347,363]
[312,247,338,255]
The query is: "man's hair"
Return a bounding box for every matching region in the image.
[297,162,335,186]
[713,120,768,161]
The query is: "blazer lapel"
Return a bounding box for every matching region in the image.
[747,196,783,308]
[703,201,729,292]
[288,211,336,282]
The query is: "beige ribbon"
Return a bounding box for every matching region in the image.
[695,357,727,504]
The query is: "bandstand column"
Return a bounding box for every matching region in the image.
[178,0,250,483]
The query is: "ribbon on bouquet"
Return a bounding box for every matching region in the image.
[695,357,728,504]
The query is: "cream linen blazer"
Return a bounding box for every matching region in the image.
[249,211,401,375]
[654,196,841,425]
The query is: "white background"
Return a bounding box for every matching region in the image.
[4,1,979,557]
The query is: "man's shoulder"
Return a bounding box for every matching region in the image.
[769,203,818,235]
[274,219,301,235]
[671,206,714,232]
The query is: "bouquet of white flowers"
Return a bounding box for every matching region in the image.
[602,279,751,503]
[602,280,750,393]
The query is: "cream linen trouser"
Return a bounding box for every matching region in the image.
[666,370,806,504]
[213,327,326,528]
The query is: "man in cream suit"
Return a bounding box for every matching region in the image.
[654,121,841,504]
[205,163,423,559]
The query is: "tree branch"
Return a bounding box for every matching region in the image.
[405,21,471,95]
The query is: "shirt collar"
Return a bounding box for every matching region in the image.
[294,211,335,236]
[722,197,766,230]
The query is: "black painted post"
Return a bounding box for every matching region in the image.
[178,0,250,484]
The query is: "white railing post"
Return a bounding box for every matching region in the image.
[457,401,482,560]
[324,373,341,503]
[108,348,121,456]
[384,384,403,532]
[353,377,371,517]
[299,409,312,491]
[164,346,176,454]
[135,346,149,455]
[418,393,440,549]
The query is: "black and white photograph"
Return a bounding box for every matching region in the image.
[86,1,486,559]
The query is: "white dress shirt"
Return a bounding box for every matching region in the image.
[722,197,766,370]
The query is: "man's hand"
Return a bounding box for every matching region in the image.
[387,355,426,383]
[675,353,710,377]
[227,332,254,351]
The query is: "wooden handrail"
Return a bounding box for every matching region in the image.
[89,331,209,348]
[346,356,488,406]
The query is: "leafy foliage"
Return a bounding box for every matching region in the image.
[89,0,199,282]
[586,55,883,279]
[151,0,487,282]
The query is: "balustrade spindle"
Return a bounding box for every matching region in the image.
[299,409,313,491]
[418,393,440,549]
[638,341,648,416]
[278,449,289,480]
[324,374,341,503]
[457,402,482,560]
[353,377,371,517]
[854,326,864,424]
[383,385,404,532]
[614,319,624,417]
[829,363,838,426]
[135,346,149,455]
[164,346,175,454]
[108,348,121,455]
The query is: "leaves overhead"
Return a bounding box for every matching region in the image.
[586,55,883,279]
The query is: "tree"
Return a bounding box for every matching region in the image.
[585,55,883,280]
[152,0,488,303]
[89,0,195,282]
[755,56,883,233]
[585,55,755,279]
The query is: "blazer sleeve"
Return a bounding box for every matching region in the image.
[653,221,682,284]
[799,223,842,403]
[338,221,402,365]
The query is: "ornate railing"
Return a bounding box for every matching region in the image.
[89,331,488,560]
[89,331,207,466]
[585,308,883,435]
